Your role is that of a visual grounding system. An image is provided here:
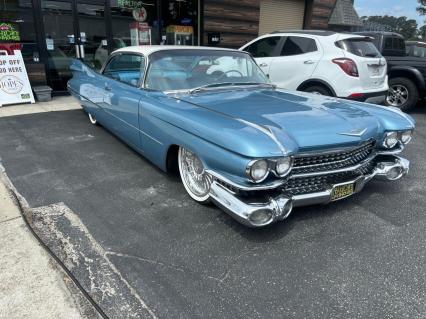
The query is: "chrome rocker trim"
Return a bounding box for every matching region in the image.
[208,155,409,227]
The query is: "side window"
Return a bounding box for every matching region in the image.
[103,54,145,87]
[244,36,281,58]
[384,37,393,50]
[281,36,317,56]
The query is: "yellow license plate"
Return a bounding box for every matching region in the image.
[331,183,354,201]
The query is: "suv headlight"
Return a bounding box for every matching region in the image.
[400,130,413,144]
[247,159,269,182]
[383,131,398,148]
[275,157,293,177]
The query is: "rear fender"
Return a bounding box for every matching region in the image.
[68,59,105,120]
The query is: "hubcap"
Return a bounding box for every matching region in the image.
[387,85,409,107]
[178,148,212,200]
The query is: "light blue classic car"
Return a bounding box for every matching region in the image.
[68,46,415,227]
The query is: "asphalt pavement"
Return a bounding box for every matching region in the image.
[0,106,425,319]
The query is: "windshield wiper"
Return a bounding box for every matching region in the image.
[188,82,276,94]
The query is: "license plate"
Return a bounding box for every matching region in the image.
[370,66,380,76]
[331,183,354,201]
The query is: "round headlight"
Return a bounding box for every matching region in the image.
[247,159,269,182]
[401,130,413,144]
[275,157,292,176]
[383,132,398,148]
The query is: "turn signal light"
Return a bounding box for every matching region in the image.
[332,58,359,77]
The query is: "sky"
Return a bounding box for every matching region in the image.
[354,0,425,26]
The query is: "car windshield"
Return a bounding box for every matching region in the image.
[145,49,270,92]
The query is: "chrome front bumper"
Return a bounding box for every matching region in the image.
[209,155,409,227]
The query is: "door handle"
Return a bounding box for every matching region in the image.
[104,84,111,91]
[304,60,315,64]
[259,62,268,67]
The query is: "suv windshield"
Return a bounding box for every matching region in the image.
[336,38,381,58]
[145,49,269,92]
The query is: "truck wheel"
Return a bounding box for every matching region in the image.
[386,77,418,111]
[302,85,332,96]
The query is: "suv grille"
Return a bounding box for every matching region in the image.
[292,140,375,175]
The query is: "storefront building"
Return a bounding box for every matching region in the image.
[0,0,360,92]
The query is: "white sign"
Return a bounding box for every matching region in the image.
[132,7,147,22]
[0,50,35,107]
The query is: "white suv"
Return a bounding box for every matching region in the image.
[240,30,388,104]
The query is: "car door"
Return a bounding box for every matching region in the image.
[268,36,322,89]
[102,53,145,149]
[241,36,282,76]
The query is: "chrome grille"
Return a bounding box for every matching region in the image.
[292,140,375,175]
[284,160,376,196]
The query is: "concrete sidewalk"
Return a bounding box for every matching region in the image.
[0,96,81,118]
[0,173,87,318]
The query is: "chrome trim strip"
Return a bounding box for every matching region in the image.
[68,88,163,146]
[290,153,375,178]
[206,170,286,191]
[294,139,375,157]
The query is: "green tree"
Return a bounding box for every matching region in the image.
[361,15,418,39]
[418,25,426,40]
[417,0,426,15]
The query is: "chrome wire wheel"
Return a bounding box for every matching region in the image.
[178,147,212,203]
[88,113,98,125]
[387,84,409,107]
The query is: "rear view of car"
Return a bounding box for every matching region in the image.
[240,31,388,104]
[333,35,388,103]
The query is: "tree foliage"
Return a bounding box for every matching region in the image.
[417,0,426,16]
[361,15,418,39]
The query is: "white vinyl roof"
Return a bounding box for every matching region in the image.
[114,45,238,56]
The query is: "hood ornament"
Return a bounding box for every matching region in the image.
[338,128,368,137]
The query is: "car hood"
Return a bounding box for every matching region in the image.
[175,88,386,153]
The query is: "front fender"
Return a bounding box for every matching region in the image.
[351,101,415,132]
[140,92,289,158]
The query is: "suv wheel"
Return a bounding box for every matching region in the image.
[386,77,418,111]
[302,85,332,96]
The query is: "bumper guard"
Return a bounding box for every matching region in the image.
[209,155,409,227]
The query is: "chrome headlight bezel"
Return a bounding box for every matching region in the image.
[382,131,399,149]
[400,130,413,145]
[246,159,269,183]
[246,156,294,183]
[273,156,293,177]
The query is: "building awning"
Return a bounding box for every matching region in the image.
[328,0,363,27]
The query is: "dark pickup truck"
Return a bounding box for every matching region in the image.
[356,31,426,111]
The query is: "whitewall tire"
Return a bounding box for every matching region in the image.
[178,147,212,203]
[88,113,98,125]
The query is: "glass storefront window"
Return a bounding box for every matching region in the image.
[77,2,106,69]
[41,0,75,91]
[162,0,198,46]
[0,0,38,63]
[110,0,159,51]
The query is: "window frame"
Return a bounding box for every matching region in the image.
[101,52,146,88]
[279,36,318,57]
[243,35,285,58]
